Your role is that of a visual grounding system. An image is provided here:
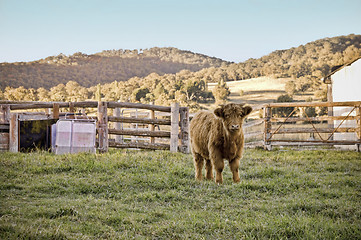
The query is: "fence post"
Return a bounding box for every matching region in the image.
[45,107,52,118]
[53,103,59,120]
[69,102,75,119]
[263,106,272,150]
[0,105,10,124]
[114,108,122,143]
[9,113,19,153]
[150,102,155,144]
[170,102,179,152]
[0,105,4,124]
[179,107,190,154]
[97,101,108,153]
[357,106,361,152]
[0,105,10,151]
[327,85,334,141]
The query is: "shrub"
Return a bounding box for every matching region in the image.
[273,94,295,117]
[212,80,230,104]
[285,81,297,96]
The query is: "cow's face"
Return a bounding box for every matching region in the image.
[214,104,252,134]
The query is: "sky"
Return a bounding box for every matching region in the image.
[0,0,360,63]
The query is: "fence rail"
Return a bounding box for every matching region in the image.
[108,116,171,125]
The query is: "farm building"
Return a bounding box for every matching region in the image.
[323,57,361,150]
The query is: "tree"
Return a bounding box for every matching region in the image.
[174,90,187,105]
[4,86,29,101]
[95,84,102,101]
[212,79,230,104]
[50,84,67,102]
[183,79,206,102]
[3,87,16,101]
[65,81,82,102]
[303,98,317,118]
[273,94,295,117]
[153,84,166,98]
[343,45,361,63]
[214,69,228,82]
[304,106,317,118]
[154,93,169,106]
[132,87,150,102]
[25,88,37,101]
[37,87,50,102]
[285,81,297,96]
[296,77,312,92]
[3,87,15,101]
[77,87,90,101]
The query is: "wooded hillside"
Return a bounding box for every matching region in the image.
[232,34,361,81]
[0,47,227,90]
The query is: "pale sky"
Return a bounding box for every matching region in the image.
[0,0,360,63]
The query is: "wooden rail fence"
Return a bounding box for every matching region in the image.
[1,100,360,153]
[0,101,190,153]
[244,101,361,151]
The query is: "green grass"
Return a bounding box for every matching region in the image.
[1,149,360,239]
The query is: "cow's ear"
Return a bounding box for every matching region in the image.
[214,107,224,118]
[242,106,252,117]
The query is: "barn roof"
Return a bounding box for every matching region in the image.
[322,56,361,84]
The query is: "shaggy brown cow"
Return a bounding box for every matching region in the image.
[190,103,252,184]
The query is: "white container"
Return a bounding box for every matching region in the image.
[53,118,96,154]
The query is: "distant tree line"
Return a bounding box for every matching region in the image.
[0,71,230,110]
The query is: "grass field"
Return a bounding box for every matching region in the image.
[207,77,290,109]
[1,149,360,239]
[206,77,316,113]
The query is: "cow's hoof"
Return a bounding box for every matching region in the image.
[233,178,241,183]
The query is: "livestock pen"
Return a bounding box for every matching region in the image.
[244,101,361,151]
[0,101,190,153]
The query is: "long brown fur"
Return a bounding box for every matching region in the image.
[190,103,252,184]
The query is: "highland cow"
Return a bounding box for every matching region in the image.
[190,103,252,184]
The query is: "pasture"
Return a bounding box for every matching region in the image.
[0,149,360,239]
[206,77,317,112]
[207,77,290,108]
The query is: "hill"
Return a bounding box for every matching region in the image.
[0,47,227,90]
[232,34,361,81]
[192,34,361,87]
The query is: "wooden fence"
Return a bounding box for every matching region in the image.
[244,101,361,151]
[0,101,190,153]
[1,100,360,153]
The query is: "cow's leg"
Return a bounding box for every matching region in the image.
[214,159,224,184]
[229,158,241,183]
[205,159,213,180]
[210,148,224,184]
[193,153,204,181]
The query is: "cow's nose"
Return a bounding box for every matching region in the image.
[231,124,239,130]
